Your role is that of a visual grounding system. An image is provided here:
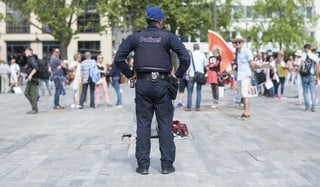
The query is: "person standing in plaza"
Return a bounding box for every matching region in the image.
[50,48,66,109]
[207,46,222,108]
[79,52,96,109]
[0,60,10,93]
[94,54,111,107]
[233,36,254,119]
[24,48,39,114]
[299,44,319,112]
[275,50,288,99]
[114,6,190,175]
[109,59,123,107]
[69,52,82,108]
[9,58,20,91]
[185,44,206,111]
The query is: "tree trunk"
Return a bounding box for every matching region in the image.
[59,39,70,61]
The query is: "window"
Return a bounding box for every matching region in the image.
[77,4,100,33]
[246,6,252,18]
[309,31,315,39]
[306,7,312,18]
[43,41,60,61]
[78,41,101,59]
[232,6,245,19]
[42,24,51,34]
[6,6,30,33]
[6,42,30,66]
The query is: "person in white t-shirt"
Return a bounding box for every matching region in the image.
[9,58,20,88]
[300,44,319,112]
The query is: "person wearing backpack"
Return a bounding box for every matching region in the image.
[300,44,319,112]
[79,52,96,109]
[24,48,39,114]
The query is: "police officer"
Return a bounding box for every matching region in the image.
[114,7,190,175]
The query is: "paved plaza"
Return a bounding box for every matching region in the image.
[0,83,319,187]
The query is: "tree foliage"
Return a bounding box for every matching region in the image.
[247,0,319,51]
[103,0,236,42]
[3,0,109,59]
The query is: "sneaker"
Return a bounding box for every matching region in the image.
[175,103,183,109]
[27,110,38,114]
[115,104,123,108]
[195,108,201,111]
[184,108,191,111]
[311,108,316,112]
[70,104,76,108]
[280,95,287,99]
[211,103,219,108]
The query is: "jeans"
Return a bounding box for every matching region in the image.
[301,75,316,110]
[272,79,279,96]
[80,81,95,107]
[112,76,122,105]
[187,77,202,109]
[53,76,63,106]
[278,77,286,95]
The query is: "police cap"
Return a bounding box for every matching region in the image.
[145,7,164,21]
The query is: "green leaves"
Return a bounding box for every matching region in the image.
[250,0,318,51]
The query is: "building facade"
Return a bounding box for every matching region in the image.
[0,1,113,65]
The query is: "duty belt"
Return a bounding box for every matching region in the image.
[137,72,169,82]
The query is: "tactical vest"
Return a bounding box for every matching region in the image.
[133,27,172,73]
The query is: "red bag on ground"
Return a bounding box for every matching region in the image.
[172,120,189,137]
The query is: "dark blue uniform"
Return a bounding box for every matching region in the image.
[114,25,190,171]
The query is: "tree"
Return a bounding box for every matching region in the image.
[249,0,319,51]
[3,0,109,60]
[103,0,236,42]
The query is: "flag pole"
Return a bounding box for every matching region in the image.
[213,0,217,32]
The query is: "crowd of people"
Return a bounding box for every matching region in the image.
[176,40,320,115]
[1,48,126,114]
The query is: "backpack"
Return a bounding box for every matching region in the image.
[35,59,50,80]
[172,120,189,137]
[89,61,101,83]
[300,55,315,76]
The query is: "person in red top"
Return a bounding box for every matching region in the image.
[207,46,222,108]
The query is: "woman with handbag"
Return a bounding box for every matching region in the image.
[69,53,82,108]
[94,54,112,107]
[207,46,222,108]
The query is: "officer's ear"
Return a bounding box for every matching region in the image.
[159,20,163,28]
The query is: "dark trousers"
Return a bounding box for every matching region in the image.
[135,78,175,169]
[79,82,95,107]
[24,80,38,112]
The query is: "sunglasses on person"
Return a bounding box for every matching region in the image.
[233,41,243,44]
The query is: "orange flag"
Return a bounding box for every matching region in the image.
[208,30,234,73]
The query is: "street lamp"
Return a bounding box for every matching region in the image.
[213,0,217,32]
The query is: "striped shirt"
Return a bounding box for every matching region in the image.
[80,59,95,83]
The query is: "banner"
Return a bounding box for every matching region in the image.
[208,30,234,73]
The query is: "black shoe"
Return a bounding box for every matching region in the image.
[58,105,64,109]
[162,166,175,174]
[136,167,149,175]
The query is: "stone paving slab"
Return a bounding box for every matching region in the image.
[0,83,319,187]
